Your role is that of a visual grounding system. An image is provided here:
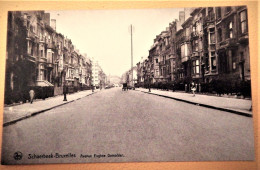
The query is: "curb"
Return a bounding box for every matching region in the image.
[137,90,252,118]
[3,92,97,127]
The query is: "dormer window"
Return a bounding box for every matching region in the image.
[226,6,232,13]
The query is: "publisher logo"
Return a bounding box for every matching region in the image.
[14,151,23,160]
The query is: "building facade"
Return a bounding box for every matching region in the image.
[5,11,98,104]
[136,6,250,96]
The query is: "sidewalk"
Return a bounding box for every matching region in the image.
[3,90,99,126]
[136,88,252,117]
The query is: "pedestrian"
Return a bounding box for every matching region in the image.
[172,83,175,92]
[29,88,35,104]
[191,82,196,97]
[63,84,68,101]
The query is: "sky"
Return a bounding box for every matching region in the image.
[46,8,184,77]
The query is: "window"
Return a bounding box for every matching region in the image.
[184,44,188,56]
[211,55,216,70]
[227,22,233,38]
[208,7,214,20]
[193,40,199,51]
[156,58,158,63]
[240,52,244,61]
[209,28,215,44]
[205,53,209,71]
[192,60,200,74]
[156,69,159,76]
[233,62,236,70]
[40,64,45,80]
[193,21,199,33]
[240,10,247,34]
[196,60,200,74]
[226,6,231,13]
[217,7,221,19]
[163,67,166,76]
[218,28,222,42]
[40,50,43,57]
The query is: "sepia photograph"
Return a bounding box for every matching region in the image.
[1,5,255,165]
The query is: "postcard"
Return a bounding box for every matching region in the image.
[1,6,255,165]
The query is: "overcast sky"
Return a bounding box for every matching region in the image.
[46,8,184,77]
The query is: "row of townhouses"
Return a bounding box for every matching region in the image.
[5,11,106,104]
[136,6,250,96]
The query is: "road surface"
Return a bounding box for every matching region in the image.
[1,88,255,164]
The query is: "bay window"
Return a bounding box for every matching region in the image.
[240,10,247,34]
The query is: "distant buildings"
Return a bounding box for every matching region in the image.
[121,66,137,86]
[5,11,106,104]
[91,59,107,89]
[136,6,250,96]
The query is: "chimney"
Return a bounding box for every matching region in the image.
[51,19,56,31]
[44,13,50,25]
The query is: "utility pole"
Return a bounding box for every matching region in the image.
[130,24,133,88]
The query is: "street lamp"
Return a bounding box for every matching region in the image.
[129,24,135,89]
[144,67,151,92]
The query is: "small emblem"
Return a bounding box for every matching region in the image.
[13,151,23,160]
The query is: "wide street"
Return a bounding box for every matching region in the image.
[2,87,255,164]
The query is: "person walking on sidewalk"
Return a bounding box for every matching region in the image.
[29,89,35,104]
[191,82,196,97]
[91,84,94,92]
[172,82,175,92]
[63,84,68,101]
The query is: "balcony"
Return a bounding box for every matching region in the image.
[26,53,36,62]
[26,31,37,41]
[180,36,190,43]
[181,56,189,63]
[39,57,47,63]
[218,38,237,48]
[191,31,199,38]
[191,51,199,57]
[39,37,45,43]
[238,33,249,44]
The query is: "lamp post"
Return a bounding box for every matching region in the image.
[129,24,135,89]
[63,82,67,101]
